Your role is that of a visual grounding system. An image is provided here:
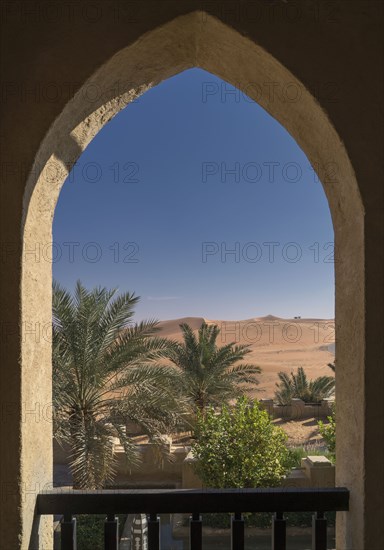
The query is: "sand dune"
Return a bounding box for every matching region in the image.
[156,317,207,338]
[157,316,335,398]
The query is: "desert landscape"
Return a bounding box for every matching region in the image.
[158,315,335,399]
[54,314,336,490]
[157,315,335,446]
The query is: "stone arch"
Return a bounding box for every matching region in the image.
[21,12,364,548]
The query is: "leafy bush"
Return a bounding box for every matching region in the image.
[287,446,332,468]
[198,512,272,529]
[75,515,104,550]
[192,397,292,488]
[318,403,336,462]
[68,515,126,550]
[183,510,335,529]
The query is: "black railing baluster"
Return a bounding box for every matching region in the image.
[272,511,286,550]
[37,487,349,547]
[231,512,244,550]
[312,511,327,550]
[190,511,202,550]
[104,514,119,550]
[148,513,160,550]
[61,514,77,550]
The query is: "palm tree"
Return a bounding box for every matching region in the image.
[164,322,262,417]
[53,280,182,489]
[328,362,336,372]
[274,366,335,405]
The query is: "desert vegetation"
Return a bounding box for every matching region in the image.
[318,403,336,462]
[53,282,335,491]
[164,321,262,419]
[52,280,182,488]
[192,397,292,488]
[274,366,335,405]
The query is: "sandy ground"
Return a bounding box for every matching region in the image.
[157,315,335,398]
[273,417,327,448]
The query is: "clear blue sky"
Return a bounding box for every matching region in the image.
[53,69,334,321]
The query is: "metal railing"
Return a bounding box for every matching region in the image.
[37,486,349,550]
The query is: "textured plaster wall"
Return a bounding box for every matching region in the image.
[0,2,382,549]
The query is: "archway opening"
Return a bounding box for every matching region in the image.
[20,13,364,549]
[53,65,335,404]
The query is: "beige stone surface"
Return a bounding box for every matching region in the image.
[182,452,203,489]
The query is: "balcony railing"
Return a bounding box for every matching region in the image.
[37,486,349,550]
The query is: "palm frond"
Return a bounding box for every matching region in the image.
[69,415,117,489]
[52,280,186,488]
[274,367,335,404]
[163,322,261,415]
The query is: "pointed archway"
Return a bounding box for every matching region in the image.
[13,12,367,549]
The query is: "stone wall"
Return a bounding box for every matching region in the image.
[53,439,190,487]
[55,442,335,489]
[258,398,334,420]
[114,443,188,486]
[181,452,335,490]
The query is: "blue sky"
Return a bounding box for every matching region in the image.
[53,69,334,321]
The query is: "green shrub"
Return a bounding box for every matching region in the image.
[70,514,126,550]
[192,397,292,488]
[75,515,104,550]
[183,511,335,529]
[318,403,336,462]
[287,446,333,468]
